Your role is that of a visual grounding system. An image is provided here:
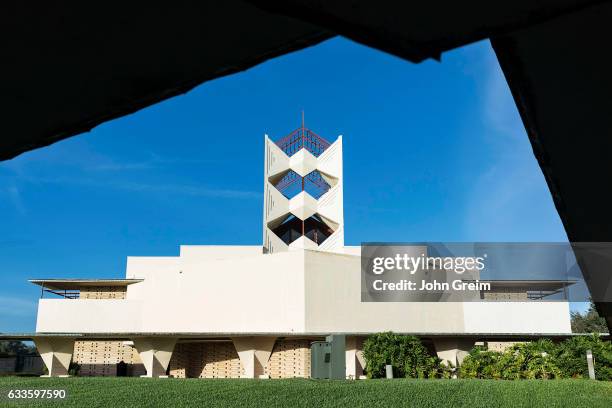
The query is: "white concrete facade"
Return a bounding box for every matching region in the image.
[30,127,572,377]
[35,245,571,335]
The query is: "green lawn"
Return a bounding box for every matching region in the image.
[1,377,611,408]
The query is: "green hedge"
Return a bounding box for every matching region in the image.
[362,333,612,380]
[362,332,453,379]
[460,335,612,380]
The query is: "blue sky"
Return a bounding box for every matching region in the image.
[0,38,570,332]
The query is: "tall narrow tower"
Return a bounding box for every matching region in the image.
[263,121,344,253]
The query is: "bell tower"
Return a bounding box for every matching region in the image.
[263,117,344,253]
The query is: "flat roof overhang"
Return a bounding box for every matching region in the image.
[0,1,596,161]
[29,279,144,290]
[1,332,608,341]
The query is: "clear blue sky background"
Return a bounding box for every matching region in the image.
[0,38,571,332]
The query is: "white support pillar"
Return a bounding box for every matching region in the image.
[132,337,178,378]
[356,348,366,379]
[33,336,75,377]
[345,336,364,379]
[432,337,475,367]
[232,337,276,378]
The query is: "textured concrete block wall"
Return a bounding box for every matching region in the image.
[265,339,312,379]
[168,342,243,378]
[73,340,144,376]
[73,338,325,378]
[79,286,127,300]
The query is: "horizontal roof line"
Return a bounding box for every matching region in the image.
[29,279,144,290]
[2,332,607,341]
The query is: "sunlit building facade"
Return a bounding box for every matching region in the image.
[24,125,571,378]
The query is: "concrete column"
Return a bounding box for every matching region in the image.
[232,337,276,378]
[356,349,366,378]
[345,336,364,379]
[132,337,178,377]
[432,337,475,366]
[33,336,75,377]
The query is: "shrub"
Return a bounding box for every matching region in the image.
[69,362,81,376]
[362,332,448,379]
[459,347,503,379]
[461,337,612,380]
[364,334,612,381]
[425,358,456,379]
[460,340,562,380]
[554,334,612,380]
[509,340,562,380]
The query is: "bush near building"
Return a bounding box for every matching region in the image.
[362,332,453,379]
[460,335,612,380]
[460,340,562,380]
[363,333,612,380]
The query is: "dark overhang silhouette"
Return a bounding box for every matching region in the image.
[1,1,611,326]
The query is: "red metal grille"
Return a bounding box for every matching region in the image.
[271,214,334,245]
[275,127,331,157]
[273,170,331,199]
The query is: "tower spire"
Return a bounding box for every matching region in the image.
[263,121,344,254]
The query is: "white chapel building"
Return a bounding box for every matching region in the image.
[21,125,571,378]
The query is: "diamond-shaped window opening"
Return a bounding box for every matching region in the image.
[272,170,331,200]
[270,213,335,245]
[275,127,331,157]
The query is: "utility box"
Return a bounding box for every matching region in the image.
[311,341,331,379]
[310,334,345,379]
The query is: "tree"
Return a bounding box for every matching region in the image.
[571,301,609,334]
[0,341,35,357]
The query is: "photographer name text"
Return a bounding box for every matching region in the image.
[372,279,490,292]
